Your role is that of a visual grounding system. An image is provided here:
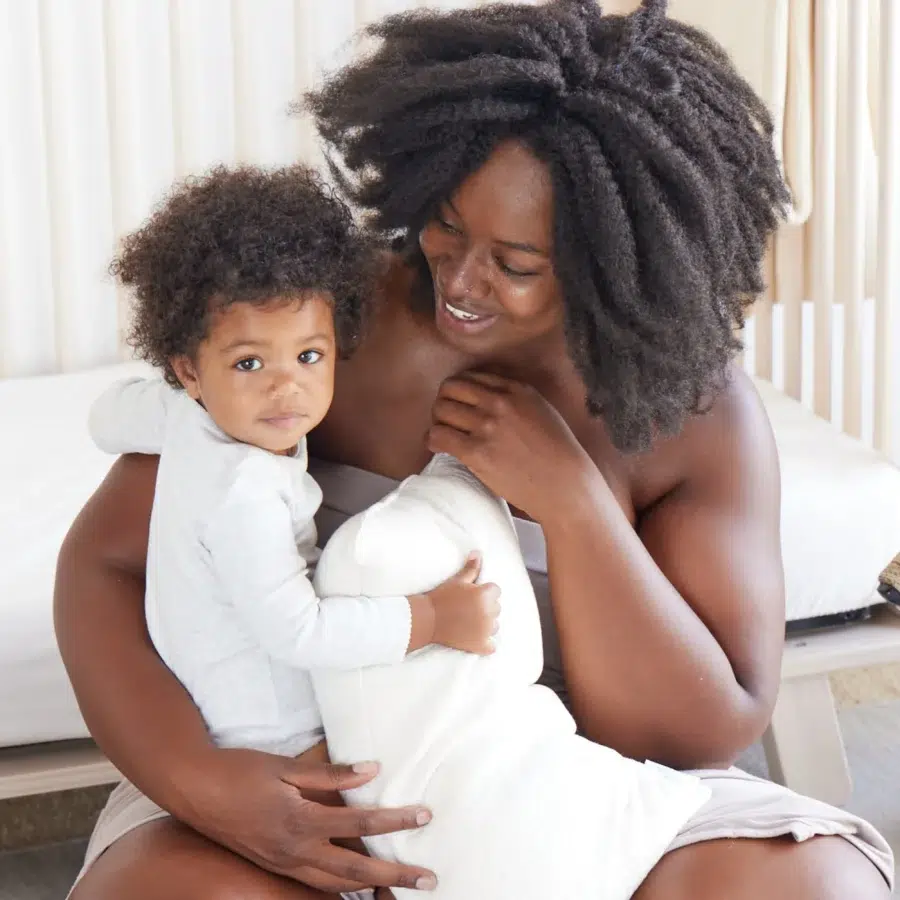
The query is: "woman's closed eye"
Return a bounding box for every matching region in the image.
[234,357,262,372]
[496,259,539,278]
[433,211,539,277]
[436,215,462,235]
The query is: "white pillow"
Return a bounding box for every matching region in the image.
[753,377,900,620]
[312,454,711,900]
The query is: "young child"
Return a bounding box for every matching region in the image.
[89,165,501,765]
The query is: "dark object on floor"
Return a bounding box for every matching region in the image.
[786,606,874,637]
[878,553,900,608]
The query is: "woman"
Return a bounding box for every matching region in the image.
[56,1,893,898]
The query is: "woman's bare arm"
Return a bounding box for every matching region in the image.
[54,454,216,808]
[429,368,785,771]
[542,372,785,769]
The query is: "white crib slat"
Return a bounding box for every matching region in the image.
[39,0,119,371]
[778,228,804,400]
[754,242,775,380]
[811,0,839,422]
[0,1,56,377]
[754,298,774,382]
[875,0,900,462]
[781,299,803,400]
[838,1,869,439]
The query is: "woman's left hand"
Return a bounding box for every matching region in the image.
[427,371,596,523]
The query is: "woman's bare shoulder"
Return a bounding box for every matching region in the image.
[681,366,777,469]
[628,366,777,512]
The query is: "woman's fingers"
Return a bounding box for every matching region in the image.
[285,864,372,895]
[458,370,516,390]
[427,422,470,458]
[437,374,507,408]
[301,841,437,892]
[280,759,397,796]
[300,801,432,841]
[432,396,487,433]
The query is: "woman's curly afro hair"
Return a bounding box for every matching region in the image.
[305,0,791,451]
[113,164,379,387]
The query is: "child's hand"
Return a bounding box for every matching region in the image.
[410,552,501,655]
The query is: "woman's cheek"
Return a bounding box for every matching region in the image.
[418,223,453,259]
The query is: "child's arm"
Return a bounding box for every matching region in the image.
[203,458,498,668]
[89,377,174,455]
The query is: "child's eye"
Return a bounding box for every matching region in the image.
[234,358,262,372]
[298,350,323,365]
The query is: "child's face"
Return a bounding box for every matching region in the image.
[173,294,337,454]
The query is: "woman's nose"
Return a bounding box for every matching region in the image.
[438,251,489,303]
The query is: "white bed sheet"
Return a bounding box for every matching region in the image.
[0,361,152,748]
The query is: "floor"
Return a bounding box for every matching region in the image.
[1,701,898,899]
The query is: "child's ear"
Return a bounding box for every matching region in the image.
[171,356,201,400]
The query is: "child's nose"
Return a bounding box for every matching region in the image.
[269,371,302,398]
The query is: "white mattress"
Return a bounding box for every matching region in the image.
[0,361,152,749]
[1,366,898,748]
[755,377,900,622]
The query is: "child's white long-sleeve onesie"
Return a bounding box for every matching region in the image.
[89,377,412,756]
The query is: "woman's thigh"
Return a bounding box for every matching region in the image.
[634,835,890,900]
[70,821,892,900]
[69,819,334,900]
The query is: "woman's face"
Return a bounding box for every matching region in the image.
[418,140,565,360]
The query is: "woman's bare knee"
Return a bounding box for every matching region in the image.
[69,819,332,900]
[633,835,890,900]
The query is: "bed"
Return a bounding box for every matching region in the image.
[1,364,899,803]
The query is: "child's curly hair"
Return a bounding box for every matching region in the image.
[112,164,380,386]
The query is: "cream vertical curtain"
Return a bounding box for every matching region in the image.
[0,0,509,379]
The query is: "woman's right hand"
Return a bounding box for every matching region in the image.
[182,748,438,894]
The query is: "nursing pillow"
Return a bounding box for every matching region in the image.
[312,454,711,900]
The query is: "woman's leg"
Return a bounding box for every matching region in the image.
[634,836,891,900]
[75,826,890,900]
[69,819,334,900]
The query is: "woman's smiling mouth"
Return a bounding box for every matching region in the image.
[436,294,500,335]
